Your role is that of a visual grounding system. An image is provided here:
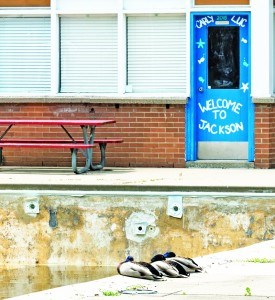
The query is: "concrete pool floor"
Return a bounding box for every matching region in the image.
[8,239,275,300]
[1,166,275,299]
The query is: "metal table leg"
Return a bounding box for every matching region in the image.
[71,148,91,174]
[0,124,13,166]
[88,126,106,171]
[90,142,106,171]
[70,125,92,174]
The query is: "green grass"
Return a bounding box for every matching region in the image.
[246,257,275,263]
[102,290,120,296]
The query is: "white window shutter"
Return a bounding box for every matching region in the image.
[0,18,51,93]
[60,16,118,93]
[127,15,187,93]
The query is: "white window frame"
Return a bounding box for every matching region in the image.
[0,1,190,99]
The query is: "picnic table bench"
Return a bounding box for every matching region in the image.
[0,119,123,174]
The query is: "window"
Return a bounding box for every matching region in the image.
[127,15,187,93]
[208,26,240,89]
[0,17,51,93]
[60,16,118,93]
[0,4,189,96]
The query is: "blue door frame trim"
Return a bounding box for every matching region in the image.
[186,12,254,162]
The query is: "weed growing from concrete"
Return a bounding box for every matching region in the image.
[245,287,252,296]
[102,290,120,296]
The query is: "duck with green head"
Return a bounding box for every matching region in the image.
[117,256,164,280]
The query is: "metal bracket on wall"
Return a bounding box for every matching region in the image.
[24,199,39,215]
[134,222,148,235]
[167,196,183,218]
[49,208,58,228]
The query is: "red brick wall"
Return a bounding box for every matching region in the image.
[254,104,275,168]
[271,105,275,168]
[2,102,274,169]
[0,0,50,6]
[0,103,185,168]
[195,0,249,4]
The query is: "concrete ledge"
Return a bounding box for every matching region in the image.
[0,95,187,105]
[1,95,275,105]
[0,167,274,193]
[252,97,275,104]
[1,183,275,193]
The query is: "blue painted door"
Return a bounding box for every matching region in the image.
[188,13,253,160]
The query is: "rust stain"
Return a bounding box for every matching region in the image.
[0,195,274,266]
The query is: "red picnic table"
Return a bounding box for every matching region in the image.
[0,119,122,174]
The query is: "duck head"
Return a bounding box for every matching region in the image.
[125,255,134,262]
[163,251,176,258]
[151,254,166,263]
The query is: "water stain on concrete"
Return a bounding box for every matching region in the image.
[0,194,274,266]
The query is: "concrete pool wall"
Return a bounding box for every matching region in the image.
[0,190,274,266]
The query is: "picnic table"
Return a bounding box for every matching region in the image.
[0,119,123,174]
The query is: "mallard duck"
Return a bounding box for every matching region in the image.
[117,256,164,280]
[163,251,203,273]
[151,254,189,278]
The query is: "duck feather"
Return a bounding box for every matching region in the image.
[117,256,164,280]
[151,254,189,278]
[164,251,202,273]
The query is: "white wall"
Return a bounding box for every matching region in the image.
[123,0,186,10]
[251,0,273,97]
[56,0,119,11]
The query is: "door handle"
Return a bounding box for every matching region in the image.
[198,87,204,93]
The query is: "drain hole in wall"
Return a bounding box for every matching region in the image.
[173,206,179,212]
